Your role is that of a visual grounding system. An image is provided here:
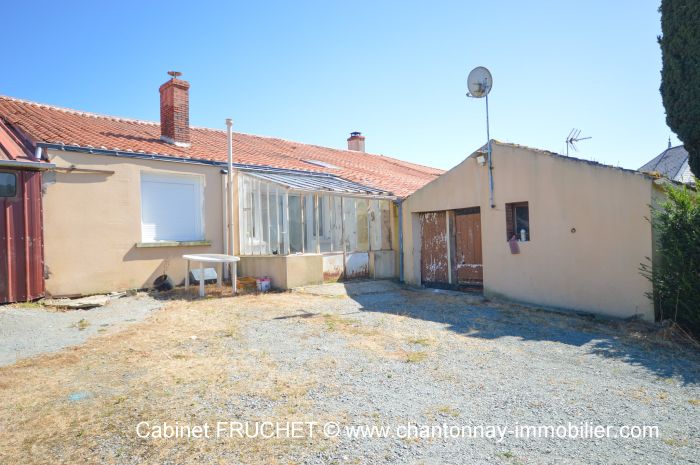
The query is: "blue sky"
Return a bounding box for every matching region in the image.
[2,0,673,170]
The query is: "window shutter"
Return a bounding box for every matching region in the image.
[140,173,203,242]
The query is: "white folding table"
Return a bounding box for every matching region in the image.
[182,254,240,297]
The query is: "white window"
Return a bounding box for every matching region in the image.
[140,172,204,242]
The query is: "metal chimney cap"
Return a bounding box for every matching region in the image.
[167,71,183,78]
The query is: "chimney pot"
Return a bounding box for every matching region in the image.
[159,72,191,147]
[347,131,365,152]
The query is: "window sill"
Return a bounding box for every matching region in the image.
[135,240,211,248]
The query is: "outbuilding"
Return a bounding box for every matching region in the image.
[401,141,662,321]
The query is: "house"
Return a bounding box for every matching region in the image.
[0,74,442,299]
[638,142,695,185]
[400,141,663,321]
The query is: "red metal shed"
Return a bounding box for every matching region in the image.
[0,119,52,303]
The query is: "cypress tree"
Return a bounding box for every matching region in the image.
[659,0,700,177]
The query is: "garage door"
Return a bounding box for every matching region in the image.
[453,207,483,286]
[420,211,448,286]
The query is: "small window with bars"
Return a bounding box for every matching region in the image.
[506,201,530,241]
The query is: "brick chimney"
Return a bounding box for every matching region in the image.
[347,131,365,152]
[159,71,191,147]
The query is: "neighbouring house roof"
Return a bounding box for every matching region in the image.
[638,145,694,184]
[0,95,443,197]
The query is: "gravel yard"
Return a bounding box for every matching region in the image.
[0,281,698,464]
[0,293,162,366]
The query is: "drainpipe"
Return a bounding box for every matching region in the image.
[221,169,229,276]
[226,119,235,269]
[397,199,404,282]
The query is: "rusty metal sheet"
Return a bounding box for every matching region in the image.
[454,208,483,285]
[420,211,448,285]
[0,169,45,303]
[345,252,369,279]
[322,253,344,282]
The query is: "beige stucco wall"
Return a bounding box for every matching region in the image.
[42,150,397,295]
[402,143,655,320]
[43,150,226,296]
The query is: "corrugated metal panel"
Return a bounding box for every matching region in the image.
[244,171,389,195]
[0,169,45,303]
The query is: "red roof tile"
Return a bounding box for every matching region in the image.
[0,96,442,196]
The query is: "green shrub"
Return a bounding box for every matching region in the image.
[643,184,700,336]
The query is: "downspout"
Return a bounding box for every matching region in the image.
[221,168,229,276]
[397,199,404,282]
[226,119,235,266]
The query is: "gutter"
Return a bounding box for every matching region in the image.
[0,159,54,170]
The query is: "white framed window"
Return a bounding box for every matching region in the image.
[140,172,204,242]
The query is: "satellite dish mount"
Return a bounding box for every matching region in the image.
[466,66,495,208]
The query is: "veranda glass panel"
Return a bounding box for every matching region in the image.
[342,197,357,252]
[380,200,393,250]
[304,193,317,253]
[330,195,343,252]
[355,198,369,252]
[260,185,270,254]
[288,194,304,253]
[240,176,253,255]
[269,187,281,254]
[319,195,333,253]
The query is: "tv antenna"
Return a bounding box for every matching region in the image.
[565,128,591,156]
[466,66,495,208]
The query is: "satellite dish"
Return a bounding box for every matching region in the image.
[467,66,493,98]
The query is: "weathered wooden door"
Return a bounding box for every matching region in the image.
[453,208,483,286]
[0,169,45,303]
[420,211,448,285]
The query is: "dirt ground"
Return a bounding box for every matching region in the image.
[0,281,698,464]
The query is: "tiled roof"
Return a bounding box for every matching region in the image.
[639,145,692,184]
[0,95,443,197]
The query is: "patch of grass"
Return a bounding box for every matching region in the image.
[497,450,515,459]
[321,314,376,337]
[663,437,689,447]
[435,405,460,417]
[688,399,700,406]
[11,301,44,310]
[72,318,90,331]
[408,336,432,346]
[405,351,428,363]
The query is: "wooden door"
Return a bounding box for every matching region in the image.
[420,211,448,285]
[453,208,483,286]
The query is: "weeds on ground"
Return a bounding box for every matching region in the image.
[72,318,90,331]
[404,351,428,363]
